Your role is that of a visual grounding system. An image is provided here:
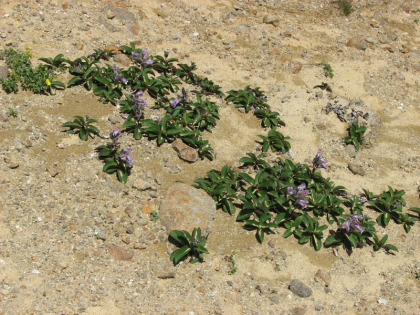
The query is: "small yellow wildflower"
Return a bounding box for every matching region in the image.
[45,78,51,86]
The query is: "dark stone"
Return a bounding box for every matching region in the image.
[289,279,312,298]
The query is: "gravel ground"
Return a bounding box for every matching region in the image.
[0,0,419,314]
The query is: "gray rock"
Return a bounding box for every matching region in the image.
[347,145,357,158]
[4,154,19,169]
[154,258,175,279]
[289,279,312,298]
[348,163,365,176]
[159,183,216,235]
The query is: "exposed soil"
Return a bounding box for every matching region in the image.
[0,0,419,314]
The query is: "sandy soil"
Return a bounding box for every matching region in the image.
[0,0,419,314]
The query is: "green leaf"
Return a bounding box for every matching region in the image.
[195,244,209,254]
[117,168,128,183]
[170,246,191,264]
[103,159,118,172]
[324,233,342,247]
[67,76,83,87]
[79,128,88,141]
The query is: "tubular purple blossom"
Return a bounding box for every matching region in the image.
[342,214,365,234]
[120,148,134,167]
[312,149,328,170]
[170,98,181,108]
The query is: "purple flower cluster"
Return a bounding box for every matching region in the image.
[112,66,128,85]
[287,183,310,208]
[132,48,153,68]
[133,90,147,121]
[119,148,134,167]
[342,214,364,233]
[109,127,121,147]
[170,97,181,108]
[312,149,327,170]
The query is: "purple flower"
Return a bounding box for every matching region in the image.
[132,48,153,67]
[312,149,327,170]
[287,183,310,208]
[170,98,181,108]
[135,90,144,97]
[110,128,120,141]
[112,66,128,85]
[342,214,364,233]
[119,148,134,167]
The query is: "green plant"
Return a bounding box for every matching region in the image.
[314,82,332,92]
[366,187,417,231]
[7,107,18,118]
[317,61,334,78]
[258,128,291,153]
[96,128,134,183]
[62,115,100,141]
[338,0,353,16]
[344,122,367,151]
[0,47,65,94]
[227,252,237,275]
[149,210,160,221]
[39,53,69,71]
[169,228,209,264]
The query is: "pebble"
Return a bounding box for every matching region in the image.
[347,146,357,158]
[291,307,306,315]
[289,279,312,298]
[262,15,280,27]
[105,245,134,261]
[4,154,19,169]
[172,139,198,162]
[346,36,367,51]
[348,163,366,176]
[314,269,331,286]
[378,298,387,305]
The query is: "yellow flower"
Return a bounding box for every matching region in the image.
[45,78,51,86]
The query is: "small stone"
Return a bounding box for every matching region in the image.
[303,116,311,123]
[314,269,331,286]
[348,163,365,176]
[291,307,306,315]
[108,114,120,125]
[134,243,147,250]
[107,10,116,19]
[347,36,367,50]
[154,258,175,279]
[290,62,302,74]
[263,15,280,27]
[122,236,130,244]
[126,226,135,234]
[46,165,59,177]
[105,44,120,54]
[267,239,276,248]
[289,279,312,298]
[59,261,69,269]
[4,154,19,169]
[124,206,136,218]
[113,53,131,67]
[172,139,198,163]
[270,295,280,304]
[132,178,153,191]
[378,298,387,305]
[347,146,357,158]
[105,245,134,261]
[315,305,322,311]
[141,204,154,214]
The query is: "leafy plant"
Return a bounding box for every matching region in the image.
[344,122,367,151]
[169,228,209,264]
[227,252,237,275]
[317,61,334,78]
[258,128,291,153]
[226,86,269,113]
[367,186,417,231]
[149,210,160,221]
[338,0,353,16]
[39,53,69,71]
[314,82,332,92]
[62,115,100,141]
[96,128,134,183]
[0,47,65,94]
[7,107,18,118]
